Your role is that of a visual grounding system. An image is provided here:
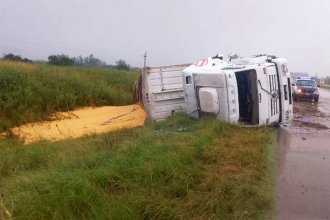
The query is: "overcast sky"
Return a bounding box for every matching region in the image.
[1,0,329,76]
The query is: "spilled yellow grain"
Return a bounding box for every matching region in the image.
[12,105,146,144]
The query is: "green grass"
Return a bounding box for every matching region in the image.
[0,61,140,131]
[0,114,276,219]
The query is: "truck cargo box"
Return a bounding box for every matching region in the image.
[140,64,190,121]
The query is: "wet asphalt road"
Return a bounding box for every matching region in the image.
[276,87,330,220]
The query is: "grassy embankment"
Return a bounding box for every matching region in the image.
[1,115,276,219]
[0,61,139,132]
[0,61,276,219]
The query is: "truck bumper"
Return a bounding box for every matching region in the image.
[293,93,319,101]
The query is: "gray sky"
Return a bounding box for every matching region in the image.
[1,0,329,76]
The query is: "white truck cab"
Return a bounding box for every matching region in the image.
[140,54,293,125]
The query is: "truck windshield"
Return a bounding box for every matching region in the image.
[296,80,316,87]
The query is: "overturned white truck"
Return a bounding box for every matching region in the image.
[139,54,293,125]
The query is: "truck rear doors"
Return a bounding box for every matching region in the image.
[141,64,190,121]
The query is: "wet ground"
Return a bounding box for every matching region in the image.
[276,87,330,220]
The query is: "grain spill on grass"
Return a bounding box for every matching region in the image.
[11,104,146,144]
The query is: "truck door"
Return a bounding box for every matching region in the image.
[265,65,280,124]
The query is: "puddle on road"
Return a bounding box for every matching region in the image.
[11,104,146,144]
[277,93,330,219]
[277,128,330,219]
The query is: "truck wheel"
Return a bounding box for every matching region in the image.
[293,96,297,101]
[314,98,319,102]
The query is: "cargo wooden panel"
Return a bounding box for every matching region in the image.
[150,78,183,86]
[142,64,190,121]
[150,84,183,92]
[153,103,186,113]
[153,90,184,102]
[149,71,184,80]
[147,64,191,73]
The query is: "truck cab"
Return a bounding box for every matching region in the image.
[140,54,293,125]
[183,55,293,125]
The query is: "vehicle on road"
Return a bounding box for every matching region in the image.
[140,54,293,125]
[293,78,319,102]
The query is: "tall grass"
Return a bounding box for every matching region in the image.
[0,61,139,131]
[0,114,275,219]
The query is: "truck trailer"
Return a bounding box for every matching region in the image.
[138,54,293,126]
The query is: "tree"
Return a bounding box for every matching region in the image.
[73,54,106,67]
[48,54,74,66]
[2,53,32,63]
[74,55,84,66]
[115,59,130,70]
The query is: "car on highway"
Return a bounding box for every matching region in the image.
[293,78,319,102]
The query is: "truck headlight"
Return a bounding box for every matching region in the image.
[297,89,302,93]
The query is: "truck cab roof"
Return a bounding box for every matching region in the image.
[183,55,276,75]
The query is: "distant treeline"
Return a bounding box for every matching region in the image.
[1,53,132,70]
[2,53,32,63]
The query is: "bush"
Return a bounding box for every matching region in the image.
[2,53,32,63]
[48,54,74,66]
[115,59,130,70]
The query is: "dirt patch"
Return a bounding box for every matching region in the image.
[293,102,325,117]
[11,105,146,144]
[291,100,330,132]
[292,120,329,130]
